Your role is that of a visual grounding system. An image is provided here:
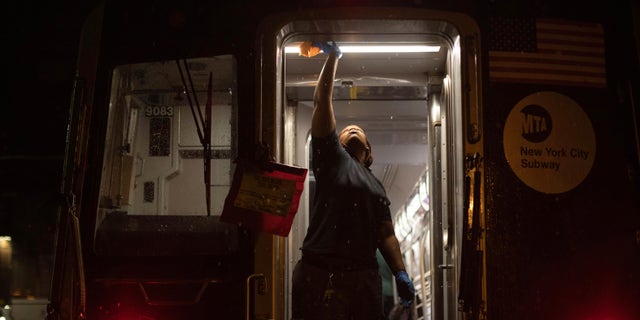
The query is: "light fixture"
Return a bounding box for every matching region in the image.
[430,92,441,125]
[406,193,421,215]
[285,44,440,54]
[419,179,430,211]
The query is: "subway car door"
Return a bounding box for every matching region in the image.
[49,3,105,319]
[258,8,484,320]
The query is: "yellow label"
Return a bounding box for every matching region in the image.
[234,172,297,216]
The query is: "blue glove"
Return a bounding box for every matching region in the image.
[312,41,342,59]
[395,270,415,308]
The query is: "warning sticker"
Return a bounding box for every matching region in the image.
[503,91,596,194]
[233,172,297,216]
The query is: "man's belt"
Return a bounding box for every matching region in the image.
[301,254,377,272]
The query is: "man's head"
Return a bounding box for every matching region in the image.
[339,125,373,167]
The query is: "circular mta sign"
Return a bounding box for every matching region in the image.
[503,91,596,194]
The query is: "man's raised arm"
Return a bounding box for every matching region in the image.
[311,51,340,137]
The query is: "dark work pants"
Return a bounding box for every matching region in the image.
[291,260,384,320]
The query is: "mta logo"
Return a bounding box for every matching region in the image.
[520,104,552,143]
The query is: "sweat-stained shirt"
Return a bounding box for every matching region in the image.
[301,130,392,269]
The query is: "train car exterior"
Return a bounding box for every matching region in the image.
[49,0,639,319]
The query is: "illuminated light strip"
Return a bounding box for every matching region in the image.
[285,45,440,54]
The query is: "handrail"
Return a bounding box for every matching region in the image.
[245,274,267,320]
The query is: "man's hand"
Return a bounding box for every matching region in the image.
[312,41,342,59]
[395,270,415,308]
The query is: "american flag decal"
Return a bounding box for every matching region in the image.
[489,18,606,87]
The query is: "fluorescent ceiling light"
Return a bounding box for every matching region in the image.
[285,44,440,54]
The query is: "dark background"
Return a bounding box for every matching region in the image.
[3,0,97,299]
[2,1,639,315]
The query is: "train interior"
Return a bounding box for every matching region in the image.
[95,16,466,319]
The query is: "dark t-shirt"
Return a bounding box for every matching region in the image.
[301,130,392,268]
